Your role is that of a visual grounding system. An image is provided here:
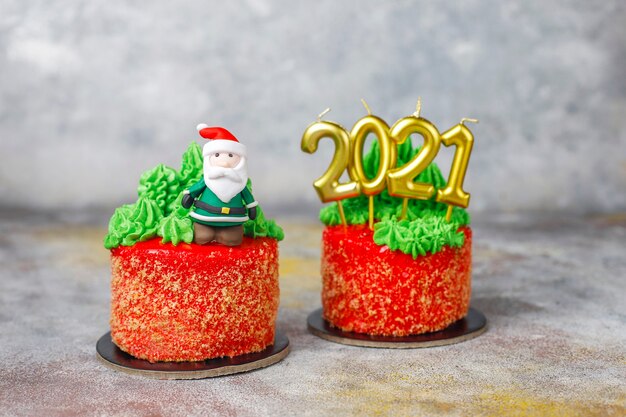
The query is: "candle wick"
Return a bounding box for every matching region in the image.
[360,98,372,115]
[460,118,479,125]
[413,97,422,118]
[317,108,331,122]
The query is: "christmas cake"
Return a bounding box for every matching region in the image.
[318,140,472,336]
[104,125,284,362]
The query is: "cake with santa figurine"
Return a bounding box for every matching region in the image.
[103,124,284,363]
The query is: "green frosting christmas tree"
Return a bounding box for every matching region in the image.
[104,143,284,249]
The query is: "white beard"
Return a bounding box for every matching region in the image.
[204,159,248,203]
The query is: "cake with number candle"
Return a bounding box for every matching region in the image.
[103,125,284,362]
[318,140,472,336]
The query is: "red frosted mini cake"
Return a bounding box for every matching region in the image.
[110,237,279,362]
[321,225,471,336]
[104,126,284,362]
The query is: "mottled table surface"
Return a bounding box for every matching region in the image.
[1,212,624,417]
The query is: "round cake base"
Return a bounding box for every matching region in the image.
[96,330,290,379]
[307,308,486,348]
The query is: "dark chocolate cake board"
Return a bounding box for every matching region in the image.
[307,307,486,348]
[96,330,290,380]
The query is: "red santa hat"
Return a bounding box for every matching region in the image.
[197,124,247,158]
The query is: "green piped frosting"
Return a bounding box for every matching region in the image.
[104,142,284,249]
[103,197,163,249]
[137,164,181,216]
[179,142,203,188]
[156,191,194,245]
[319,139,470,258]
[243,205,285,241]
[158,208,194,245]
[373,216,465,259]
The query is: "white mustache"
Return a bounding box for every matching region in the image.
[206,167,240,180]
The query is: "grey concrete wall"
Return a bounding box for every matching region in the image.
[1,0,625,214]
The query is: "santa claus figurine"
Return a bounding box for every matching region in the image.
[181,124,258,246]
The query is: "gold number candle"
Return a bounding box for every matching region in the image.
[348,115,396,229]
[301,118,360,225]
[348,100,396,230]
[435,119,477,221]
[387,116,442,202]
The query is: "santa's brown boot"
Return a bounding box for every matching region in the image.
[193,222,217,245]
[215,225,244,246]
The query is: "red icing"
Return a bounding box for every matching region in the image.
[321,225,472,336]
[110,237,279,362]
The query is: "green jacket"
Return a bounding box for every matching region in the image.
[185,178,257,227]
